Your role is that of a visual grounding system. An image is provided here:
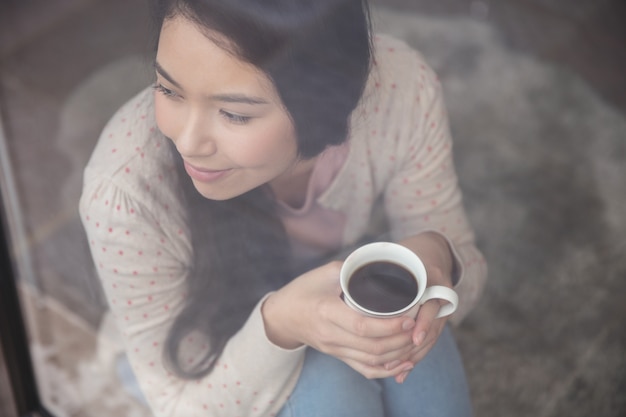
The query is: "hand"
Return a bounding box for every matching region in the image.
[387,233,456,383]
[262,261,419,379]
[388,265,452,384]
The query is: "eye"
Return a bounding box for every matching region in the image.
[152,83,180,99]
[219,110,252,125]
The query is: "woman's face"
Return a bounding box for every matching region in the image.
[154,14,300,201]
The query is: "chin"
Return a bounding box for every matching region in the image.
[191,181,250,201]
[194,188,238,201]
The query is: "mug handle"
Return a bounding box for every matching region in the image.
[420,285,459,318]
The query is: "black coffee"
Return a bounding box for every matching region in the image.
[347,261,418,313]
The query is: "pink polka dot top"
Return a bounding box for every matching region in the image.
[80,34,487,417]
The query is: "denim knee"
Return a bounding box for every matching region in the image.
[381,326,473,417]
[277,326,472,417]
[277,348,384,417]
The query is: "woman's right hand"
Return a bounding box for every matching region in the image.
[261,261,419,380]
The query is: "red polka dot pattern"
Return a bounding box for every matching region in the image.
[79,34,486,417]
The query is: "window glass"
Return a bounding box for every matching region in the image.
[1,1,152,415]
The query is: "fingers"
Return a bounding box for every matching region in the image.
[296,261,448,380]
[412,298,443,346]
[324,333,419,380]
[392,335,436,384]
[315,310,419,368]
[395,369,412,384]
[342,356,415,380]
[384,300,449,383]
[308,302,418,366]
[342,311,415,338]
[315,261,417,339]
[327,332,417,368]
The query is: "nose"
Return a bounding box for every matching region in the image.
[174,108,217,157]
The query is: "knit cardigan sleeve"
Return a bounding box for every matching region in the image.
[79,90,304,417]
[319,35,487,323]
[379,39,487,323]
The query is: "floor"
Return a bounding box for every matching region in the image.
[375,0,626,114]
[1,0,625,416]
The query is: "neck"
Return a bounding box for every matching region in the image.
[269,157,318,209]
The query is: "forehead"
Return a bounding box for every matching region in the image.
[157,15,277,97]
[165,10,243,55]
[158,14,240,65]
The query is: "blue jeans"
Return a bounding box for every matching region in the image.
[276,326,473,417]
[118,326,472,416]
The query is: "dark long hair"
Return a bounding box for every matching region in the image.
[151,0,373,378]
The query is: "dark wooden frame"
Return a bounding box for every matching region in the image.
[0,193,52,417]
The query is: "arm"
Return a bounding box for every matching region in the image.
[263,45,487,383]
[383,53,487,322]
[381,52,487,381]
[80,179,304,417]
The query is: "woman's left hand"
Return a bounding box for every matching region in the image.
[392,270,450,383]
[386,233,456,383]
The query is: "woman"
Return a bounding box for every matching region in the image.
[80,0,487,415]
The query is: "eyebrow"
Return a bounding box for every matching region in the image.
[154,61,269,105]
[154,61,181,88]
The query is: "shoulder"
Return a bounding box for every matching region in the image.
[370,34,439,92]
[83,88,180,203]
[372,34,423,63]
[81,88,186,229]
[330,34,448,194]
[346,35,439,154]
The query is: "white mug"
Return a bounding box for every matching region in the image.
[340,242,458,318]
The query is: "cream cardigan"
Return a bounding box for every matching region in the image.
[80,34,486,417]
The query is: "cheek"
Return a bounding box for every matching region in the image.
[235,122,298,168]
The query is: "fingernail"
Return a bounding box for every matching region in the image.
[402,320,415,330]
[385,360,400,370]
[398,371,410,384]
[414,331,426,346]
[402,363,414,372]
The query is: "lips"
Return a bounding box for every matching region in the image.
[183,161,232,183]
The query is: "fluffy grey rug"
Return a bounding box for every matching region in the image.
[42,6,626,417]
[372,9,626,417]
